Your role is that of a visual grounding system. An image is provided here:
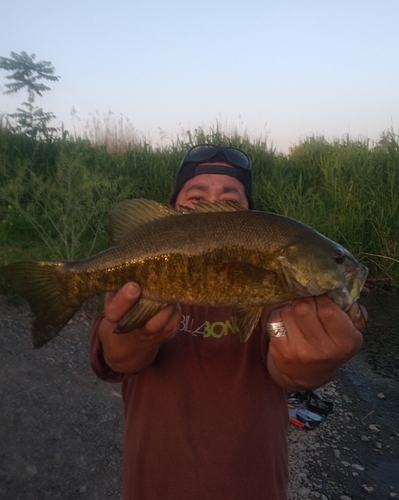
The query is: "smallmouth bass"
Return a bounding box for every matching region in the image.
[0,199,368,347]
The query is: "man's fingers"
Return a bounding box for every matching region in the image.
[143,304,181,336]
[347,302,368,332]
[103,283,181,340]
[281,297,324,342]
[267,309,283,324]
[104,282,141,323]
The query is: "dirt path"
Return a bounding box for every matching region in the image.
[0,294,398,500]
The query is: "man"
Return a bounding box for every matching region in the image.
[90,144,366,499]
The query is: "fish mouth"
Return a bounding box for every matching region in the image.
[326,264,369,311]
[346,264,369,299]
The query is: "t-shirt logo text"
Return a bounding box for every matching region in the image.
[179,314,239,338]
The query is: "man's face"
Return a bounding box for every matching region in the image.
[175,170,249,210]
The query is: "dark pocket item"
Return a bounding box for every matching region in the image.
[287,391,333,430]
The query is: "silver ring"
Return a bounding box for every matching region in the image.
[266,321,287,338]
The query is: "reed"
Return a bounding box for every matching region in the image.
[0,121,398,288]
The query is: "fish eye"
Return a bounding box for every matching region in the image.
[332,250,346,264]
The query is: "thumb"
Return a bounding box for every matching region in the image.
[123,282,141,300]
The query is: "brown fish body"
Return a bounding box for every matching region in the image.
[0,200,368,347]
[65,211,297,304]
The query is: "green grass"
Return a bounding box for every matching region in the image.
[0,122,398,289]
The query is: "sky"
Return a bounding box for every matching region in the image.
[1,0,398,153]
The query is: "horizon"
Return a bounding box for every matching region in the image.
[1,1,398,154]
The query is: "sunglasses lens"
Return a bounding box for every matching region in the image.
[184,144,251,170]
[187,145,217,162]
[224,148,250,169]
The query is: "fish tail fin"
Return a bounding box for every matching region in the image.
[1,261,83,348]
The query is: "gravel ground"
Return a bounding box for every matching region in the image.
[0,294,398,500]
[287,367,399,500]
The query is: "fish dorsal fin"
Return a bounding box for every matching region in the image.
[109,199,246,244]
[179,200,247,214]
[108,199,178,244]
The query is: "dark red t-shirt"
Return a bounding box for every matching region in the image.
[90,305,289,500]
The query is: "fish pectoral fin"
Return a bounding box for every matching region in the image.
[220,262,278,288]
[234,306,263,342]
[114,299,168,333]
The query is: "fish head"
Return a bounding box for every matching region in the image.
[277,238,369,310]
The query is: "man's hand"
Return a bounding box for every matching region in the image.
[266,295,366,390]
[98,282,181,374]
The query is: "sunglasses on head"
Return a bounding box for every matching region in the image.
[178,144,252,172]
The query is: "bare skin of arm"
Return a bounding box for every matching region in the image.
[265,295,366,391]
[97,282,180,374]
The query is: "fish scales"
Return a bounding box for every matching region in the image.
[0,199,368,347]
[64,211,291,304]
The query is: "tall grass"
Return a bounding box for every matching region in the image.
[0,119,398,288]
